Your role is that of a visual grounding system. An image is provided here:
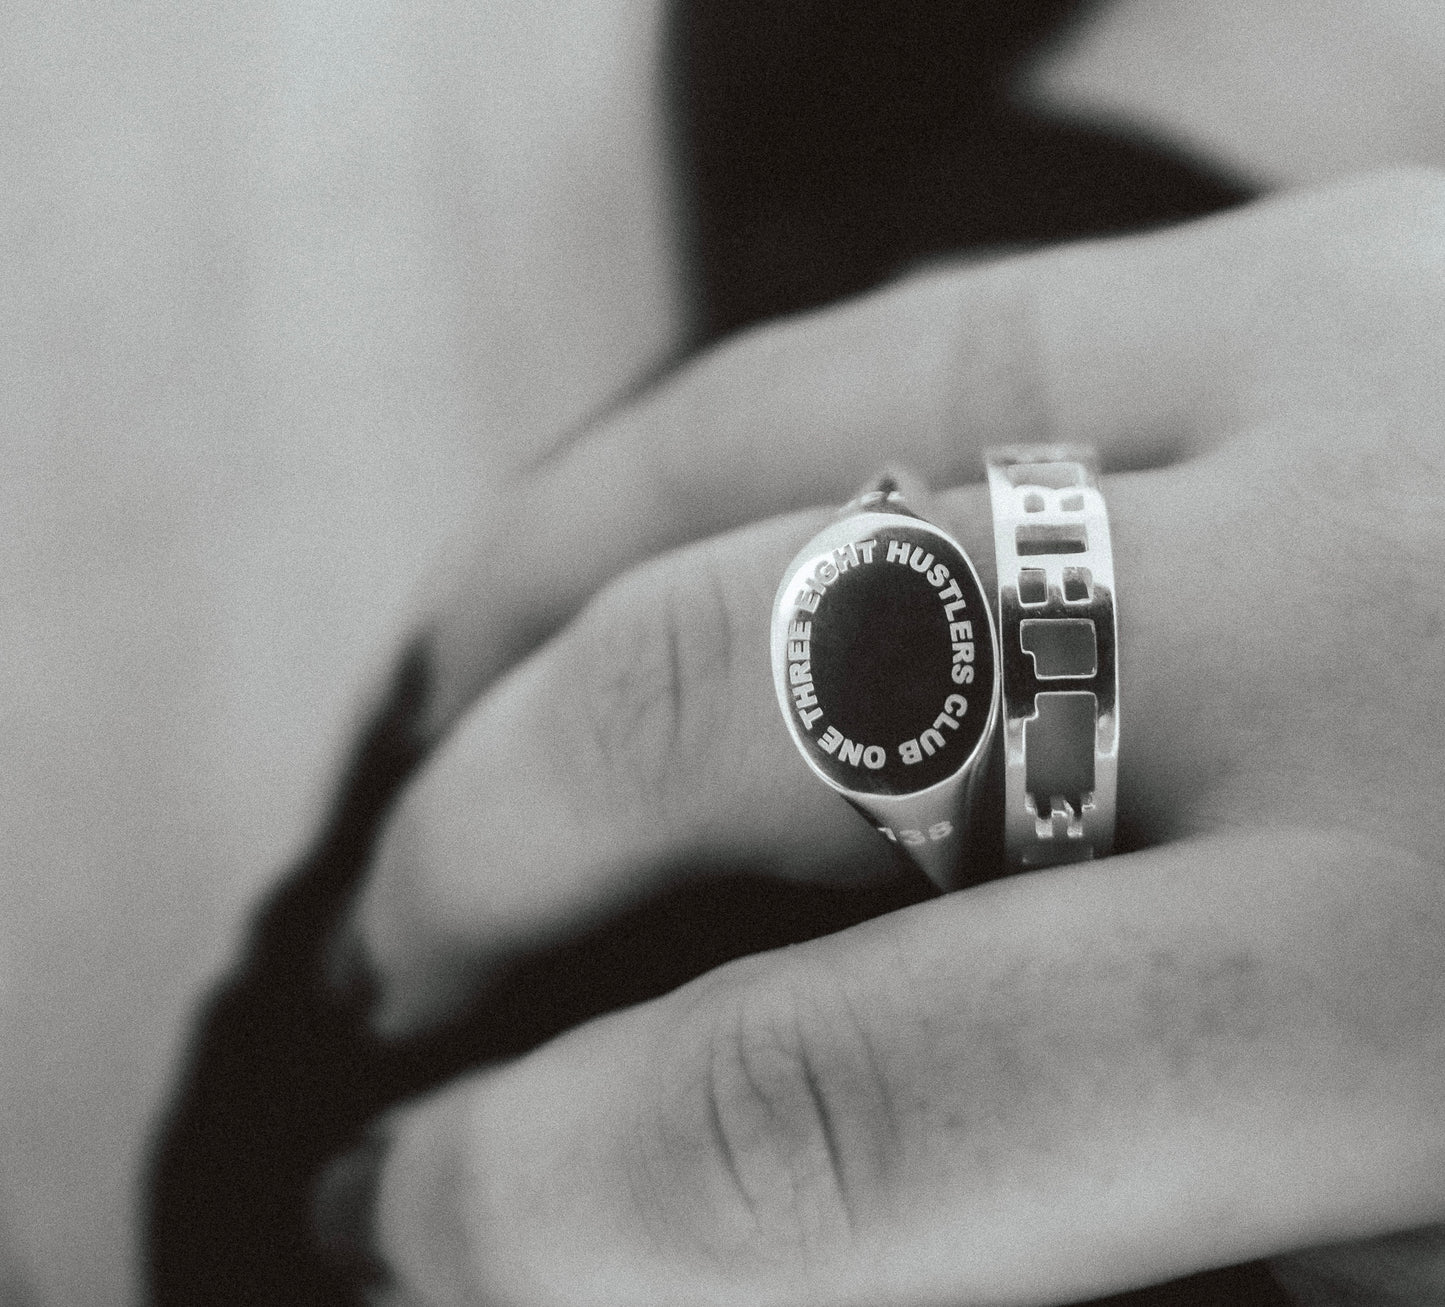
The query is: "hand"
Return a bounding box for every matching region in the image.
[333,170,1445,1305]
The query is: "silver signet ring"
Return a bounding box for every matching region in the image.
[771,474,1001,891]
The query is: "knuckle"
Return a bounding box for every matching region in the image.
[684,957,895,1267]
[562,548,737,812]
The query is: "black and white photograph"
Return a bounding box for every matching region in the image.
[6,1,1445,1303]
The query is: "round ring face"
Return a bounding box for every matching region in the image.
[772,514,998,797]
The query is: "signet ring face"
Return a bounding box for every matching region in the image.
[771,480,1001,890]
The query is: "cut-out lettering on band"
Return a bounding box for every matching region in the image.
[1018,568,1047,605]
[1020,619,1098,679]
[1016,523,1088,555]
[1005,461,1083,490]
[1062,567,1092,602]
[1024,691,1096,809]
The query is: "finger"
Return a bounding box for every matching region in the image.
[346,826,1445,1306]
[356,503,913,1036]
[351,420,1384,1037]
[411,172,1435,734]
[353,171,1445,1034]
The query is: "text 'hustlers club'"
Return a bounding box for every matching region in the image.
[785,536,978,772]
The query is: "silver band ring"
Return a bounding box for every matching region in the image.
[984,445,1119,867]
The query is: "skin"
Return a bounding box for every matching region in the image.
[339,170,1445,1305]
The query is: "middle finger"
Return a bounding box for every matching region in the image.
[354,462,1225,1036]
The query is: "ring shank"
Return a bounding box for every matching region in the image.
[985,446,1118,867]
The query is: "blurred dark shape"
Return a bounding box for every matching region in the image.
[672,0,1251,339]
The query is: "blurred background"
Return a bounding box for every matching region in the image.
[1,0,678,1298]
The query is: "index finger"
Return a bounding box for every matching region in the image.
[355,827,1445,1305]
[411,171,1439,734]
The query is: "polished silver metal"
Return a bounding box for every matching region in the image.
[985,446,1118,868]
[771,474,1001,890]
